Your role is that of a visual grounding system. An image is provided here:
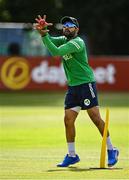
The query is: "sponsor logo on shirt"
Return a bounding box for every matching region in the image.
[63,54,73,60]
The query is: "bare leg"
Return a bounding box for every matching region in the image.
[87,106,109,137]
[64,109,78,142]
[57,109,80,167]
[87,106,119,167]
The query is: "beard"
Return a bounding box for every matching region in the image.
[63,29,77,39]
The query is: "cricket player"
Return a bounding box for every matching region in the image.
[35,15,119,167]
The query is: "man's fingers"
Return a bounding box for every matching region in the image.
[35,18,40,23]
[35,15,47,22]
[47,23,53,26]
[34,24,42,30]
[33,23,38,28]
[38,15,42,19]
[41,29,49,33]
[35,15,52,31]
[35,20,53,27]
[43,15,46,20]
[35,15,43,23]
[34,22,52,30]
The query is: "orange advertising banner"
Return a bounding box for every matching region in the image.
[0,56,129,91]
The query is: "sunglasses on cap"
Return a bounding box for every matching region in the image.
[63,22,77,28]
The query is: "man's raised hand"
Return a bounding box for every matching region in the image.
[35,15,53,30]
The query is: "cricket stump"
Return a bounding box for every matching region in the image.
[100,108,109,168]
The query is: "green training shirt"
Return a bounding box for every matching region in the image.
[42,34,95,86]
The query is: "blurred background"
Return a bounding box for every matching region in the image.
[0,0,129,56]
[0,0,129,92]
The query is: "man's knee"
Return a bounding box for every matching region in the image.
[90,112,100,121]
[64,114,73,127]
[64,109,77,127]
[87,108,102,126]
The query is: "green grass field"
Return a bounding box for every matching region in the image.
[0,92,129,179]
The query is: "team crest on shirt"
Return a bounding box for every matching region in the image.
[63,54,73,60]
[84,99,90,106]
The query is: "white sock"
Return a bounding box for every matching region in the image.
[106,136,114,150]
[67,142,76,157]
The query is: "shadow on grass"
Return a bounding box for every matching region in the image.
[47,166,123,172]
[0,91,128,107]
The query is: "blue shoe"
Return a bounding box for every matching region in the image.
[57,154,80,167]
[107,148,119,167]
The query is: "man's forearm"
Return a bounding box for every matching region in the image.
[42,34,61,56]
[42,34,77,56]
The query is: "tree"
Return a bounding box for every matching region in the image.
[0,0,129,55]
